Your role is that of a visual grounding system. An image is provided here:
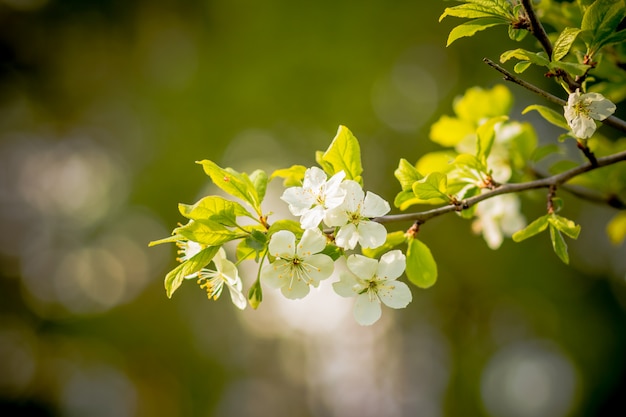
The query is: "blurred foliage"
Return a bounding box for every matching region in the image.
[1,0,626,416]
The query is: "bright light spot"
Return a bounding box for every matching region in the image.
[481,340,579,417]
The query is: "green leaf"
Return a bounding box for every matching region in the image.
[271,165,307,187]
[165,246,220,298]
[581,0,625,52]
[196,160,261,211]
[512,214,550,242]
[514,61,532,73]
[394,158,423,191]
[249,170,268,203]
[549,60,591,77]
[607,211,626,245]
[508,26,528,41]
[530,144,561,162]
[175,220,245,246]
[412,172,450,201]
[477,116,508,163]
[522,104,570,130]
[603,29,626,47]
[549,224,570,264]
[315,150,334,175]
[149,233,185,247]
[267,219,303,238]
[236,230,267,262]
[406,238,438,289]
[553,27,581,61]
[440,2,511,21]
[429,115,475,146]
[319,125,363,183]
[178,196,254,226]
[248,279,263,309]
[446,17,507,47]
[500,48,551,66]
[548,214,581,239]
[361,231,407,259]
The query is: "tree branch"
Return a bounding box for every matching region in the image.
[374,148,626,225]
[483,58,626,135]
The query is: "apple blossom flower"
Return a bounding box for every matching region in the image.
[281,166,347,229]
[195,247,247,310]
[333,250,411,325]
[564,90,616,139]
[472,193,525,249]
[261,228,334,299]
[324,180,390,250]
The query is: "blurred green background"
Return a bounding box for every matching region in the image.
[1,0,626,416]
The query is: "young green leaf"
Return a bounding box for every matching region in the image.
[271,165,307,187]
[249,169,268,203]
[236,229,267,262]
[178,196,254,227]
[164,246,220,298]
[446,18,507,47]
[512,214,550,242]
[412,172,450,202]
[549,224,569,264]
[440,1,512,22]
[500,48,550,66]
[552,27,581,61]
[394,158,423,191]
[320,125,363,183]
[522,105,570,130]
[476,115,508,163]
[149,233,185,247]
[581,0,625,52]
[175,220,245,246]
[548,214,581,239]
[406,238,438,289]
[197,160,261,212]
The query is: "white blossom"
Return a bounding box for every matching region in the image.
[325,180,390,250]
[472,193,526,249]
[281,167,347,229]
[196,248,247,310]
[564,90,616,139]
[261,228,334,299]
[333,250,411,326]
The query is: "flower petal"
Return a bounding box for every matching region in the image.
[377,280,412,309]
[333,271,362,297]
[324,207,349,227]
[362,191,391,217]
[260,259,291,289]
[335,223,360,250]
[354,292,382,325]
[346,254,378,280]
[341,180,365,212]
[377,250,406,280]
[297,228,327,255]
[300,253,334,285]
[356,221,388,249]
[302,166,328,189]
[299,205,325,229]
[226,281,247,310]
[281,187,314,215]
[281,276,310,300]
[268,230,296,258]
[587,93,616,120]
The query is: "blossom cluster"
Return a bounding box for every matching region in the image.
[260,166,411,325]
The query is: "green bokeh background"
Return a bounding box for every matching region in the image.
[1,1,626,416]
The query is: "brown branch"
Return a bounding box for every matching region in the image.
[374,148,626,225]
[483,58,626,135]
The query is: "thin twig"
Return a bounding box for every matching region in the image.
[374,148,626,225]
[483,58,626,134]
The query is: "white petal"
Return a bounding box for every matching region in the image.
[587,94,616,120]
[356,221,388,249]
[481,216,503,249]
[300,206,325,229]
[324,171,348,209]
[346,254,378,280]
[335,223,360,250]
[260,260,291,289]
[226,281,247,310]
[332,271,362,297]
[324,207,349,227]
[268,230,296,258]
[377,280,412,309]
[354,293,382,325]
[362,191,391,217]
[570,114,597,139]
[281,276,310,300]
[302,166,327,189]
[377,250,406,280]
[297,228,327,255]
[281,187,314,215]
[341,180,365,212]
[299,253,334,285]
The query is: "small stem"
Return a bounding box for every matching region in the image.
[374,148,626,225]
[576,139,598,167]
[547,185,557,214]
